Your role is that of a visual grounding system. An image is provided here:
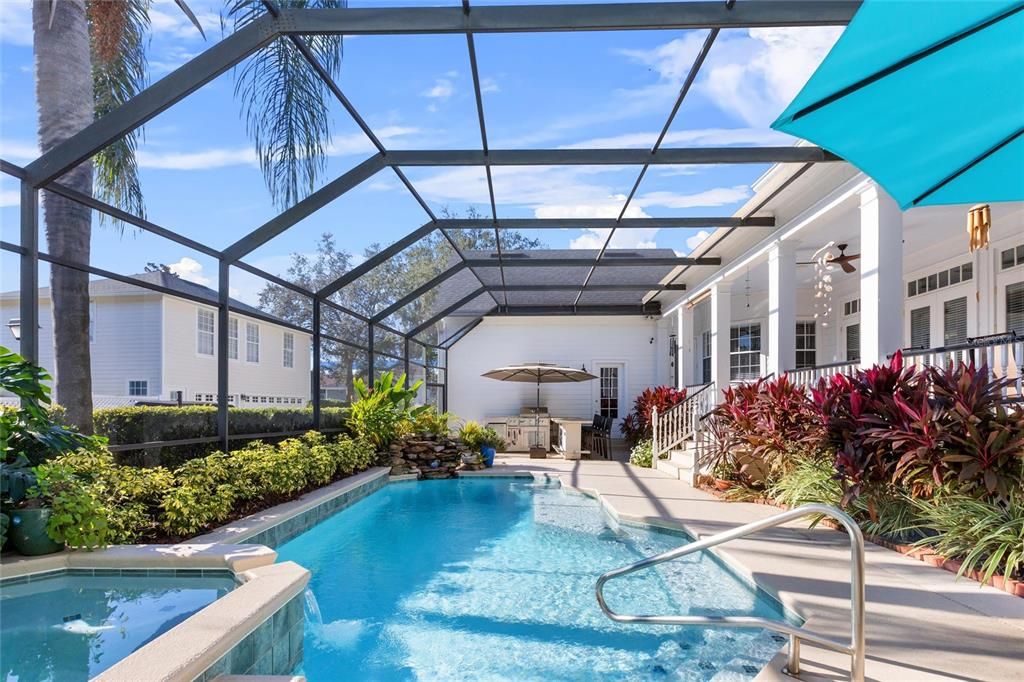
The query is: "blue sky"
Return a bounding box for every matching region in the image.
[0,0,841,303]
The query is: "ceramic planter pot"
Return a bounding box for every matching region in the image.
[481,446,496,467]
[9,508,64,556]
[713,478,733,492]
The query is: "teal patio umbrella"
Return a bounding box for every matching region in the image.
[773,0,1024,209]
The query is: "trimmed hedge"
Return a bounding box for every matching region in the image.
[52,431,376,543]
[94,406,349,467]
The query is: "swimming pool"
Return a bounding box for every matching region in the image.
[277,477,791,681]
[0,569,236,680]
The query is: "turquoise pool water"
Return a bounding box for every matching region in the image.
[277,478,791,681]
[0,570,235,680]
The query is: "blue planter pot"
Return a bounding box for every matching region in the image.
[481,446,496,467]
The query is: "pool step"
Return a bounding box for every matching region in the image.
[655,443,698,485]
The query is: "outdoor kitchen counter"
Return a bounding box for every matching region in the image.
[550,417,591,460]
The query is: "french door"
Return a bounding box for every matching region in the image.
[593,362,625,434]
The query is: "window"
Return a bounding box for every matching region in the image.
[846,323,860,362]
[1001,243,1024,270]
[197,309,214,356]
[844,299,860,316]
[1008,282,1024,335]
[228,318,239,360]
[795,322,816,370]
[283,332,294,368]
[128,380,147,397]
[943,297,967,346]
[729,323,761,381]
[598,366,620,419]
[700,330,712,384]
[907,262,974,297]
[246,322,260,363]
[910,306,931,349]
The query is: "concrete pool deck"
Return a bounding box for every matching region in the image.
[466,455,1024,682]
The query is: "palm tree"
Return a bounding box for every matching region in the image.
[32,0,345,432]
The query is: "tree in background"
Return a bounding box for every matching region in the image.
[258,207,544,399]
[32,0,345,431]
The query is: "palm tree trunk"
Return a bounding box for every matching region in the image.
[33,0,95,434]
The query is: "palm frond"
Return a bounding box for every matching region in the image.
[89,0,149,222]
[225,0,346,209]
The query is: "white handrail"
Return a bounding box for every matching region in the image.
[596,503,866,681]
[651,383,715,461]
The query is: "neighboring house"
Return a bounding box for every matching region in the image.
[0,271,312,408]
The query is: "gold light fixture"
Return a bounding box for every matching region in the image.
[967,204,991,253]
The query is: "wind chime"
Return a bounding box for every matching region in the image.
[811,241,835,328]
[967,204,991,253]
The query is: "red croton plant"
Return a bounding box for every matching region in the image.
[620,386,687,445]
[811,351,1024,504]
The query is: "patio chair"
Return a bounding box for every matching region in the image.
[591,416,613,460]
[581,414,599,457]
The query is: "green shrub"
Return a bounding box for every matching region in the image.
[31,464,109,549]
[160,453,238,537]
[410,406,453,437]
[908,492,1024,582]
[329,436,375,476]
[768,455,842,509]
[628,439,653,468]
[301,431,336,486]
[348,371,426,450]
[94,405,349,467]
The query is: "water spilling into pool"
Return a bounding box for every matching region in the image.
[0,571,235,680]
[277,477,790,680]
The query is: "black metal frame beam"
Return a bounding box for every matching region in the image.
[7,1,858,444]
[384,147,838,166]
[438,217,774,229]
[408,287,488,338]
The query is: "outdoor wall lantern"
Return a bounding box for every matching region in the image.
[7,318,20,340]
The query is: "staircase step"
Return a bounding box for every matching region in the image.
[668,448,696,468]
[656,456,698,486]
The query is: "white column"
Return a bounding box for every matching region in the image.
[677,306,693,389]
[710,282,732,390]
[768,241,797,376]
[859,184,904,366]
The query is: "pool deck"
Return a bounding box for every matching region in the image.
[468,455,1024,682]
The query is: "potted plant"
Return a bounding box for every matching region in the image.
[477,428,505,468]
[1,347,104,555]
[458,422,504,467]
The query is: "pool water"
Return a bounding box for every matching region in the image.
[0,571,235,681]
[277,478,791,681]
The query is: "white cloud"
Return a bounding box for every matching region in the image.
[0,139,39,161]
[137,147,258,170]
[148,2,219,40]
[635,185,751,210]
[564,127,788,150]
[167,257,211,286]
[0,2,32,47]
[622,28,841,128]
[0,189,19,208]
[685,229,711,252]
[480,77,500,94]
[422,78,454,100]
[570,227,659,250]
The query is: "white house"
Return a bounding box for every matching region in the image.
[0,271,312,408]
[443,162,1022,439]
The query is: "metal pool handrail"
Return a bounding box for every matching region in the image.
[595,504,866,681]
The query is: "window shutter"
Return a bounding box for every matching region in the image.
[1008,282,1024,335]
[943,297,967,345]
[845,324,860,362]
[910,306,931,349]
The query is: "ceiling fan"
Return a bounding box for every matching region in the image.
[798,243,861,274]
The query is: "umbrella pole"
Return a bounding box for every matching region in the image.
[536,379,541,450]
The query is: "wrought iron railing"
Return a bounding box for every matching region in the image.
[651,382,715,462]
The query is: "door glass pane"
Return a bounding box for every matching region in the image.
[599,367,619,419]
[943,297,967,346]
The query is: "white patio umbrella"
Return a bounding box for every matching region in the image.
[481,363,598,452]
